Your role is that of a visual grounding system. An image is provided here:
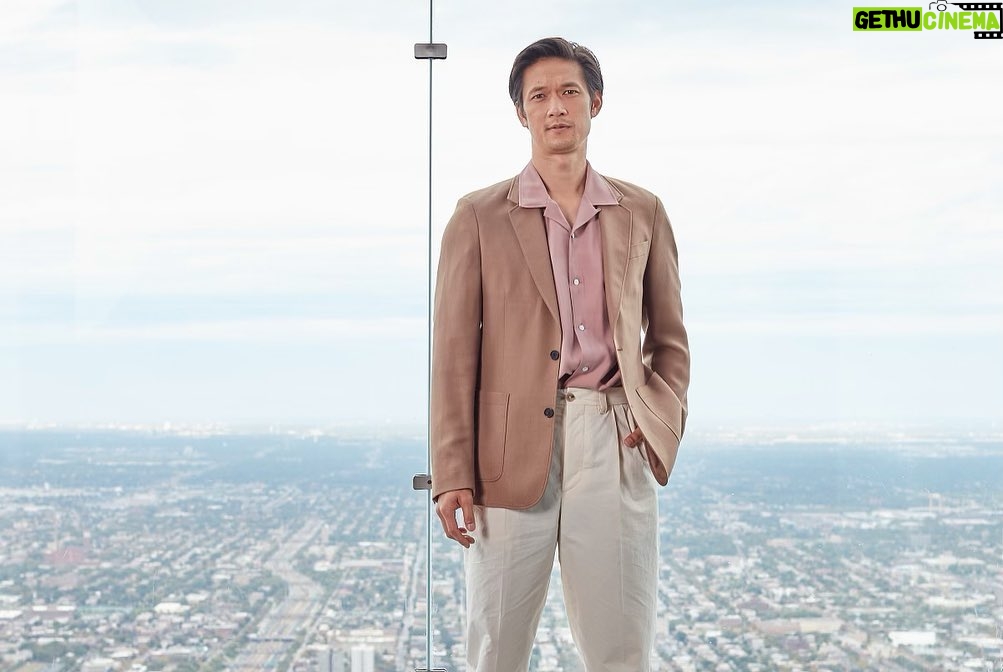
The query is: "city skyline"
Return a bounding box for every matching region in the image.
[0,428,1000,671]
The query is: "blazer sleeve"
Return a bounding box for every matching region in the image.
[430,198,483,502]
[641,195,691,440]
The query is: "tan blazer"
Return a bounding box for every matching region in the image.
[430,171,690,509]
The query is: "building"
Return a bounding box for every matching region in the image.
[317,647,345,672]
[350,644,374,672]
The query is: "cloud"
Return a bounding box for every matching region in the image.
[5,315,426,344]
[689,312,1003,336]
[1,231,428,297]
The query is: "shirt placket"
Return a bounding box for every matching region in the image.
[544,207,577,381]
[569,220,587,377]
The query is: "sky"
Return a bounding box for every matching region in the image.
[1,0,1001,430]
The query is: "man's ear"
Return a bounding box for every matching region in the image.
[590,92,603,118]
[514,104,528,128]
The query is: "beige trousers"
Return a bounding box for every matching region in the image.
[464,386,659,672]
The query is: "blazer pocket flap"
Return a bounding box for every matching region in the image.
[628,239,651,259]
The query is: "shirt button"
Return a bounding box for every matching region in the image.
[571,233,576,239]
[550,350,560,360]
[578,324,585,331]
[544,407,555,418]
[582,366,589,372]
[573,277,580,286]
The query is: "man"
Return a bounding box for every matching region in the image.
[430,37,689,672]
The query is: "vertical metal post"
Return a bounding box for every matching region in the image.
[425,5,434,670]
[413,1,447,671]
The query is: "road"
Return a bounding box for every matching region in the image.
[226,518,325,671]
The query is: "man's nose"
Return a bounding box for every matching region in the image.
[547,97,567,116]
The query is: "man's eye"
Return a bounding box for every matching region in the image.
[532,93,544,100]
[564,89,579,95]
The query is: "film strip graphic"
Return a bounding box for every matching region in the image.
[945,1,1003,38]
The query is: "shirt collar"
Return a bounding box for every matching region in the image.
[517,160,619,209]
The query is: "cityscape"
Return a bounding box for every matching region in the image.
[0,426,1000,672]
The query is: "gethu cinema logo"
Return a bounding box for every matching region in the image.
[853,2,1002,36]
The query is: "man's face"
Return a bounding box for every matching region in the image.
[516,57,601,158]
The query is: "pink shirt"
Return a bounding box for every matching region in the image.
[518,161,622,391]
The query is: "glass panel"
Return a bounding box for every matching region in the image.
[651,428,1003,672]
[427,8,1003,672]
[1,3,431,672]
[0,429,430,672]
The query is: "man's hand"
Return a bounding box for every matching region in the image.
[435,488,476,548]
[623,427,644,449]
[624,427,668,483]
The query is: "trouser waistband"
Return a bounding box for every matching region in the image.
[556,386,628,413]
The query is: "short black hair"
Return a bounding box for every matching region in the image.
[509,37,603,112]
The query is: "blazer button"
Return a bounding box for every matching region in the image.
[550,350,560,360]
[544,407,554,418]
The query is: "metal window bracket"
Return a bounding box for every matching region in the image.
[413,473,432,491]
[414,43,448,59]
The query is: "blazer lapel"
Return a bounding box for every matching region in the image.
[601,199,632,333]
[509,205,560,325]
[505,173,630,330]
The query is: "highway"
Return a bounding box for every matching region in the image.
[226,518,325,671]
